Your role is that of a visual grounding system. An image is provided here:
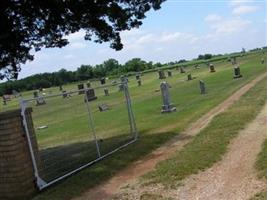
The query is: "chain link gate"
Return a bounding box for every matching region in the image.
[20,81,137,190]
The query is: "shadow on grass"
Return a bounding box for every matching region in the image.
[33,130,178,200]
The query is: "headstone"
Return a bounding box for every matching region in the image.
[180,67,185,73]
[158,70,166,79]
[33,91,38,98]
[36,96,46,106]
[199,80,206,94]
[160,82,176,113]
[233,66,242,79]
[209,64,216,73]
[167,70,172,77]
[136,73,140,80]
[98,104,109,112]
[62,90,68,98]
[86,82,91,88]
[84,88,97,101]
[104,88,109,96]
[187,74,192,81]
[3,97,6,105]
[231,57,237,65]
[78,84,84,94]
[137,79,142,86]
[100,78,106,85]
[261,58,265,64]
[59,85,63,91]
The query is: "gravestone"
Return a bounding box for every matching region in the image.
[78,84,85,94]
[33,91,38,98]
[261,58,265,64]
[3,97,6,105]
[209,64,216,72]
[233,66,242,79]
[59,85,63,91]
[98,104,109,112]
[137,79,142,86]
[36,96,46,106]
[199,80,206,94]
[84,88,97,101]
[160,82,176,113]
[136,73,140,80]
[231,57,237,65]
[187,74,192,81]
[180,67,185,73]
[62,90,68,98]
[158,70,166,79]
[104,88,109,96]
[167,70,172,77]
[86,82,91,88]
[100,78,106,85]
[194,64,200,69]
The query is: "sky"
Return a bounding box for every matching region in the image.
[18,0,267,79]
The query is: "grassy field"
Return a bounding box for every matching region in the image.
[0,51,266,199]
[144,71,267,188]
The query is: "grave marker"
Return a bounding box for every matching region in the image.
[100,78,106,85]
[62,90,68,98]
[233,66,242,79]
[33,91,38,98]
[199,80,206,94]
[59,85,63,91]
[231,57,237,65]
[137,79,142,86]
[180,67,185,73]
[158,70,166,79]
[187,74,192,81]
[136,73,140,80]
[78,84,84,94]
[209,64,216,73]
[104,88,109,96]
[160,82,176,113]
[36,96,46,106]
[261,58,265,64]
[167,70,172,77]
[86,82,91,88]
[85,88,97,101]
[98,104,109,112]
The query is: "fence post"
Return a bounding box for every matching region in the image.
[0,108,39,199]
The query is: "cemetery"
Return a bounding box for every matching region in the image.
[1,50,267,200]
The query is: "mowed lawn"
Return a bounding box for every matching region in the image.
[0,51,266,200]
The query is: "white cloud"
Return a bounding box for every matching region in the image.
[211,18,251,34]
[67,42,86,49]
[232,5,259,15]
[205,14,222,22]
[229,0,254,7]
[66,31,85,42]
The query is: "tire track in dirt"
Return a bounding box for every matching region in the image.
[73,72,267,200]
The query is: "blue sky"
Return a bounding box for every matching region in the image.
[18,0,266,79]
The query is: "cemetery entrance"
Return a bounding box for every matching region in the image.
[20,81,137,190]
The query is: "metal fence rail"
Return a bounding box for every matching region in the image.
[20,81,137,190]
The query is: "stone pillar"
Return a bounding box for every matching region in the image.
[0,108,39,200]
[160,82,176,113]
[167,70,172,77]
[199,80,206,94]
[233,66,243,79]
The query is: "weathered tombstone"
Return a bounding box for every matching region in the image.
[98,104,109,112]
[160,82,176,113]
[158,70,166,79]
[104,88,109,96]
[136,73,140,80]
[233,66,243,79]
[100,78,106,85]
[62,90,68,98]
[33,91,38,98]
[199,80,206,94]
[86,82,91,88]
[84,88,97,101]
[167,70,172,77]
[59,85,63,91]
[36,96,46,106]
[180,66,185,73]
[137,79,142,86]
[187,74,192,81]
[231,57,237,65]
[261,58,265,64]
[78,83,84,94]
[209,64,216,73]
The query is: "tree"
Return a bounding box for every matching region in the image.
[124,58,147,72]
[0,0,165,79]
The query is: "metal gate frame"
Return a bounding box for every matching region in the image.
[20,81,138,190]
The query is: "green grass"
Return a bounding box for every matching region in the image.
[1,52,264,200]
[144,75,267,188]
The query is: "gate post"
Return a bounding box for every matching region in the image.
[0,108,39,199]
